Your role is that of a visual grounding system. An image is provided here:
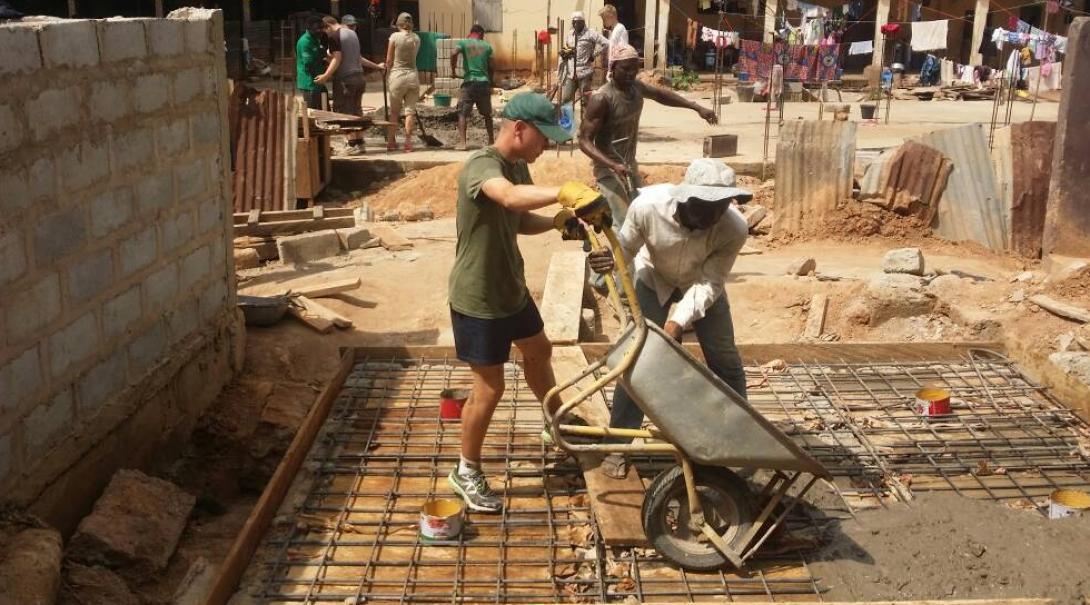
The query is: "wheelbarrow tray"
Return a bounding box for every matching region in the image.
[605,322,829,478]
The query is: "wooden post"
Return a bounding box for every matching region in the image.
[655,0,669,69]
[763,0,777,43]
[241,0,251,24]
[67,0,76,17]
[155,0,164,18]
[643,0,656,69]
[969,0,989,65]
[872,0,890,67]
[331,0,341,17]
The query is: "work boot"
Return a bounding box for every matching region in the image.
[601,452,629,479]
[448,468,503,513]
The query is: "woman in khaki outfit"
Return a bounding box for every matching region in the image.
[385,12,421,151]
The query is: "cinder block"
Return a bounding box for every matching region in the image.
[34,209,87,266]
[0,229,27,286]
[90,188,133,237]
[147,20,185,57]
[190,114,220,148]
[276,230,342,265]
[167,297,199,343]
[27,86,82,141]
[24,388,74,454]
[134,171,173,216]
[173,68,204,104]
[127,320,167,377]
[0,165,29,214]
[160,210,194,253]
[156,118,189,158]
[196,196,222,234]
[101,286,141,342]
[209,236,226,278]
[78,348,128,414]
[110,127,155,173]
[119,229,158,276]
[0,102,25,155]
[182,19,211,54]
[40,20,100,68]
[59,139,109,194]
[180,245,210,289]
[5,274,61,342]
[198,279,226,324]
[337,226,373,250]
[133,74,170,113]
[66,247,115,304]
[143,262,179,313]
[48,312,100,378]
[89,80,131,124]
[0,26,42,75]
[98,19,147,63]
[0,346,42,417]
[27,156,56,202]
[174,158,206,203]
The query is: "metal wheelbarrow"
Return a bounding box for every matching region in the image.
[542,221,831,572]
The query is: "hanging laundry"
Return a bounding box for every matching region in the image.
[911,20,948,51]
[940,58,954,85]
[1016,19,1031,34]
[848,40,873,55]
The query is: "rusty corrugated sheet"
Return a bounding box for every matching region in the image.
[774,120,856,234]
[911,124,1006,251]
[859,141,953,221]
[992,122,1055,258]
[231,85,291,213]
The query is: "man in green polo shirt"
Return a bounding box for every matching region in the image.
[448,92,611,513]
[451,24,495,150]
[295,14,327,109]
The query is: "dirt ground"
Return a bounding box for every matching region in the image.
[131,155,1090,602]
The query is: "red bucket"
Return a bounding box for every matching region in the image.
[914,387,952,417]
[439,389,470,421]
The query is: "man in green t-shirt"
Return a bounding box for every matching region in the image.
[447,92,612,513]
[451,25,495,150]
[295,15,327,109]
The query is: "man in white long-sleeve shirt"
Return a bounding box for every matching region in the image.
[603,159,752,478]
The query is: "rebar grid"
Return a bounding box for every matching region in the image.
[255,356,825,604]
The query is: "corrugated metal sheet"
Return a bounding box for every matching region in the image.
[991,126,1014,249]
[774,120,856,234]
[859,148,894,197]
[992,122,1055,258]
[911,124,1006,251]
[859,141,953,220]
[231,85,292,213]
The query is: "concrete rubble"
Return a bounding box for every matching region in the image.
[276,230,344,265]
[882,247,925,275]
[785,257,816,276]
[67,469,195,578]
[0,526,63,604]
[846,274,936,325]
[62,563,140,605]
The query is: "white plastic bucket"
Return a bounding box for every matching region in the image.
[420,498,464,540]
[1049,489,1090,519]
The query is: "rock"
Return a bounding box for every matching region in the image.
[336,226,373,250]
[1077,324,1090,351]
[1058,332,1078,352]
[67,469,196,578]
[1054,260,1089,281]
[171,557,217,605]
[1011,271,1036,283]
[863,274,935,324]
[882,247,924,275]
[63,563,139,605]
[753,211,773,234]
[785,257,816,276]
[1048,352,1090,386]
[0,527,63,605]
[276,230,342,265]
[233,247,260,270]
[580,308,597,338]
[926,274,968,292]
[1010,289,1026,303]
[396,201,434,222]
[740,204,767,230]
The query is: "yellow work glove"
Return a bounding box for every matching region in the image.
[553,209,586,241]
[557,181,611,226]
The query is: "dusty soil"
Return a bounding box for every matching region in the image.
[810,492,1090,604]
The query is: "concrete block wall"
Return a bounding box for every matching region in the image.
[0,9,240,526]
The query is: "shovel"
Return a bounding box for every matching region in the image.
[416,117,444,147]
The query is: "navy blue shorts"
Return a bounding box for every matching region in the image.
[450,300,545,366]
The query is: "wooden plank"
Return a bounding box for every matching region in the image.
[233,216,355,237]
[802,293,829,340]
[370,224,414,251]
[1029,295,1090,323]
[540,251,587,345]
[287,300,335,333]
[246,209,261,226]
[312,205,325,219]
[294,295,353,329]
[287,278,360,299]
[205,350,356,605]
[233,207,354,225]
[551,346,649,547]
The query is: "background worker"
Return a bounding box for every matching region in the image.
[598,4,628,59]
[318,15,385,155]
[596,159,752,479]
[579,44,717,294]
[451,24,495,150]
[447,93,611,513]
[295,14,328,110]
[556,12,608,106]
[386,12,421,152]
[341,13,360,32]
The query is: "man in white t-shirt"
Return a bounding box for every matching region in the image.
[599,4,628,58]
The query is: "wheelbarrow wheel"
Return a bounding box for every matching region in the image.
[641,465,756,571]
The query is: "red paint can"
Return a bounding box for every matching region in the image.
[914,387,952,417]
[439,389,470,421]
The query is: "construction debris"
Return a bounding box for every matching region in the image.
[234,248,261,270]
[1030,295,1090,323]
[336,227,374,250]
[739,203,767,231]
[0,527,63,605]
[287,296,353,333]
[802,293,829,340]
[786,257,817,276]
[62,563,140,605]
[859,140,952,221]
[276,230,343,265]
[846,274,936,325]
[67,469,195,577]
[370,225,414,251]
[1077,324,1090,350]
[883,247,925,275]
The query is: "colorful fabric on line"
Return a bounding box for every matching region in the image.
[737,39,839,82]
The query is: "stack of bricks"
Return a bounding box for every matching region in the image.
[434,38,466,99]
[0,9,239,519]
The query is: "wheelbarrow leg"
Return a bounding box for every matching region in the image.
[679,457,746,569]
